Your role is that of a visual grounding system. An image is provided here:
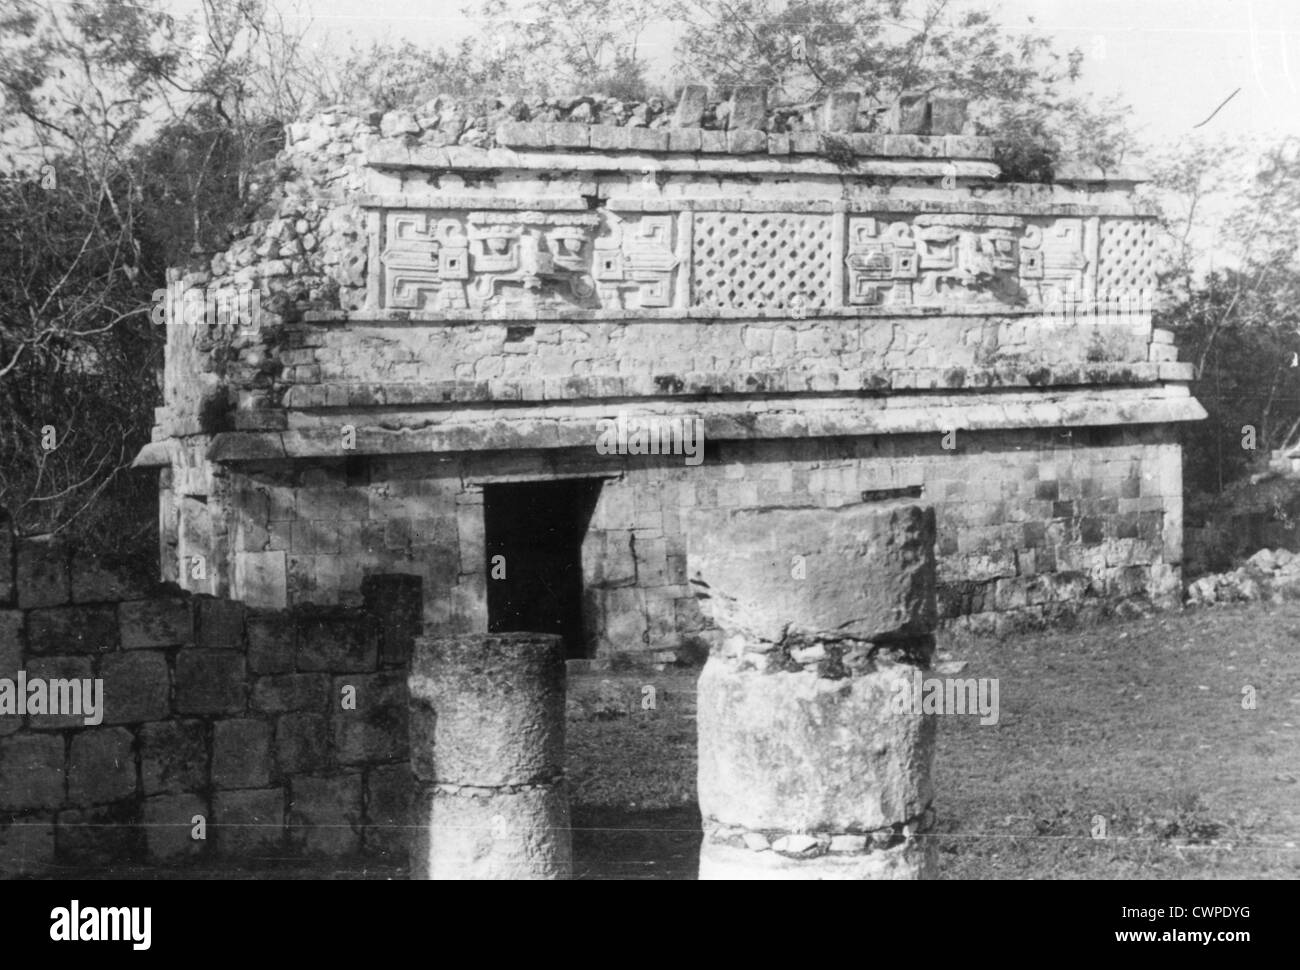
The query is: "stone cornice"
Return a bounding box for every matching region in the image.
[197,386,1206,463]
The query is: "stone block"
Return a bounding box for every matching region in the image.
[728,86,767,130]
[247,611,293,674]
[361,574,422,667]
[687,502,936,643]
[68,727,136,805]
[767,133,791,155]
[546,123,589,149]
[0,734,65,811]
[697,660,934,831]
[668,128,703,152]
[411,784,571,880]
[26,605,117,656]
[588,125,630,151]
[252,673,330,714]
[214,788,284,858]
[296,612,378,673]
[233,551,288,609]
[175,650,246,715]
[140,720,208,795]
[16,539,69,609]
[0,523,11,604]
[333,671,408,765]
[929,96,967,135]
[143,792,208,862]
[882,134,936,157]
[99,651,170,725]
[942,135,994,159]
[495,121,547,148]
[0,610,23,676]
[363,763,412,858]
[119,598,193,648]
[896,91,929,134]
[275,712,331,774]
[55,802,139,867]
[673,84,708,127]
[700,130,728,152]
[287,772,362,856]
[70,556,149,604]
[213,719,272,789]
[790,132,821,153]
[598,586,648,651]
[0,813,55,877]
[627,127,669,152]
[196,597,245,649]
[820,90,861,132]
[727,129,766,154]
[24,654,96,730]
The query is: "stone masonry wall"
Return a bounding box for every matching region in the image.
[140,87,1203,659]
[177,424,1182,661]
[0,531,416,878]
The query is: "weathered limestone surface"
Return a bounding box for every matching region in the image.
[688,503,935,644]
[0,542,418,878]
[139,85,1203,652]
[696,663,935,830]
[690,501,938,880]
[408,633,565,785]
[409,633,571,879]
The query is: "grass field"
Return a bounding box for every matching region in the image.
[567,601,1300,879]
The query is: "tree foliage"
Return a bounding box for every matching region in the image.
[0,0,294,552]
[1150,137,1300,493]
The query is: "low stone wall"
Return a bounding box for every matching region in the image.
[0,532,417,878]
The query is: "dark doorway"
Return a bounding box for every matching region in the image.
[484,479,601,659]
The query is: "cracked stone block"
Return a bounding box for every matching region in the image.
[686,501,936,644]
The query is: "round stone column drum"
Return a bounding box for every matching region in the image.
[408,633,570,879]
[688,501,939,880]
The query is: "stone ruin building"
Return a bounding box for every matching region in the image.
[135,86,1206,663]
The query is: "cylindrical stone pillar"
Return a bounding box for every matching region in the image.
[408,633,571,879]
[688,501,939,880]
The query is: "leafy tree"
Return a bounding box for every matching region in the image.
[1150,136,1300,493]
[0,0,298,554]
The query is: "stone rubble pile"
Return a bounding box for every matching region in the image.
[1185,548,1300,605]
[367,88,939,148]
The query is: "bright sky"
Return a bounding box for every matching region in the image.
[243,0,1300,149]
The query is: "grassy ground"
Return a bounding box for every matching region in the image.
[567,602,1300,879]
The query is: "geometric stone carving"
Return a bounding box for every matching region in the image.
[379,209,603,311]
[1022,218,1087,308]
[1097,218,1156,310]
[380,213,471,310]
[593,213,679,309]
[692,212,834,311]
[845,218,916,306]
[372,206,1152,316]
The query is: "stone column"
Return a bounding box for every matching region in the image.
[688,501,939,880]
[408,633,571,879]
